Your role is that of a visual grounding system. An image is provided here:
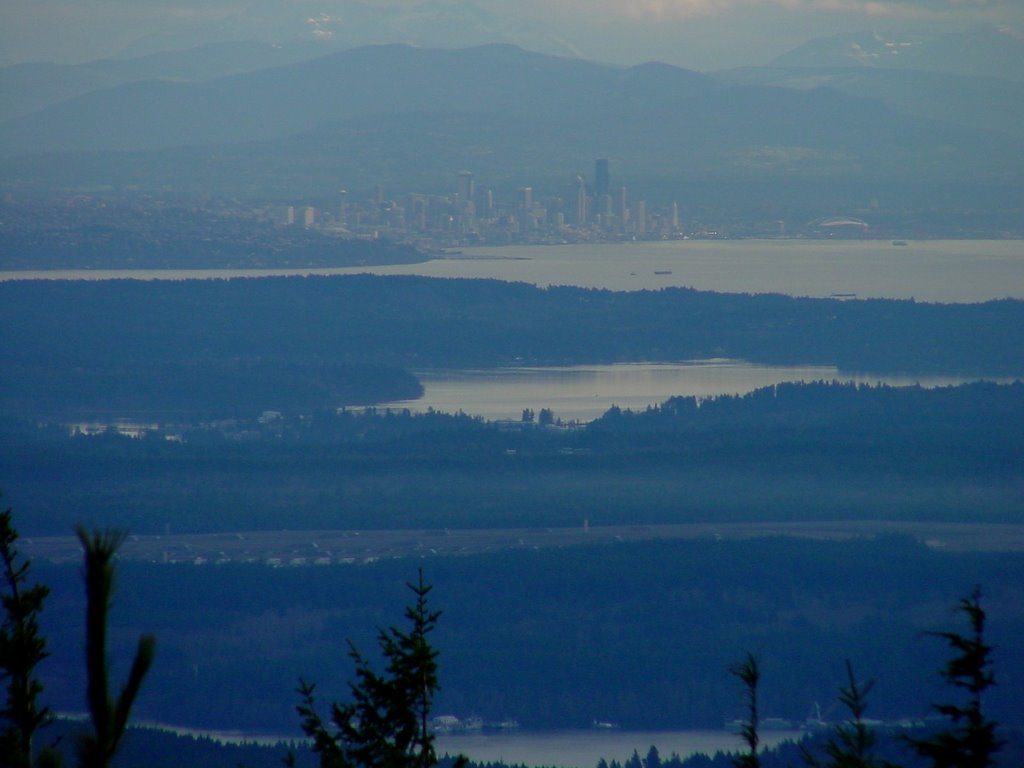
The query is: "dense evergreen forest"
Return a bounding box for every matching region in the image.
[30,536,1024,734]
[35,723,1024,768]
[2,381,1020,535]
[2,276,1023,420]
[4,274,1022,767]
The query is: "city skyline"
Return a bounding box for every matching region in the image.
[278,159,690,246]
[272,158,879,246]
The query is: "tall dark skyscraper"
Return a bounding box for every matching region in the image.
[595,158,610,201]
[457,171,474,203]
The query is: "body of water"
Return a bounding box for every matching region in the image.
[7,242,1017,424]
[436,729,800,768]
[382,360,1005,423]
[140,723,800,768]
[3,239,1022,303]
[451,240,1024,302]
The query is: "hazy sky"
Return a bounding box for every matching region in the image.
[2,0,1023,69]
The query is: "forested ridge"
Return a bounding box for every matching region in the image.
[2,381,1019,535]
[6,508,1024,767]
[29,536,1024,734]
[2,276,1023,419]
[3,274,1023,767]
[28,723,1024,768]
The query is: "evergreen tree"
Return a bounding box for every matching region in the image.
[0,507,60,768]
[801,660,897,768]
[907,588,1001,768]
[729,653,760,768]
[294,569,463,768]
[75,527,156,768]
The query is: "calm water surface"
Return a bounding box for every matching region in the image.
[384,361,1003,423]
[9,242,1016,424]
[435,729,801,768]
[157,725,799,767]
[449,240,1024,302]
[3,240,1022,303]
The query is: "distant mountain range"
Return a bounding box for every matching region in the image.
[0,41,316,124]
[769,26,1024,82]
[716,65,1024,142]
[1,38,1021,209]
[101,0,582,70]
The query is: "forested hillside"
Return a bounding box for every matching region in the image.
[2,275,1022,421]
[2,381,1020,535]
[31,535,1024,733]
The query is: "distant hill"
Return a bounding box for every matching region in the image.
[0,0,586,123]
[0,44,629,156]
[715,66,1024,141]
[1,43,1022,207]
[770,26,1024,82]
[99,0,581,69]
[0,41,316,123]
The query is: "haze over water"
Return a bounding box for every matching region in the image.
[384,362,1003,423]
[7,240,1019,303]
[435,240,1024,302]
[435,729,801,768]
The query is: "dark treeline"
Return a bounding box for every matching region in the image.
[2,381,1020,535]
[30,726,1024,768]
[2,275,1023,419]
[38,719,314,768]
[31,537,1024,733]
[608,731,1024,768]
[0,358,423,417]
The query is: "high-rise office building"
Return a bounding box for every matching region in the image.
[633,200,646,235]
[474,188,493,218]
[599,194,613,230]
[457,171,474,203]
[595,159,610,201]
[575,175,587,226]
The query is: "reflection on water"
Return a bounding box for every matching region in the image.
[385,360,999,423]
[436,729,802,768]
[136,724,799,767]
[3,240,1022,303]
[449,240,1024,302]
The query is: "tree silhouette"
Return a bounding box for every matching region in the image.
[75,527,156,768]
[907,588,1002,768]
[293,569,463,768]
[802,660,897,768]
[0,506,60,768]
[729,653,760,768]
